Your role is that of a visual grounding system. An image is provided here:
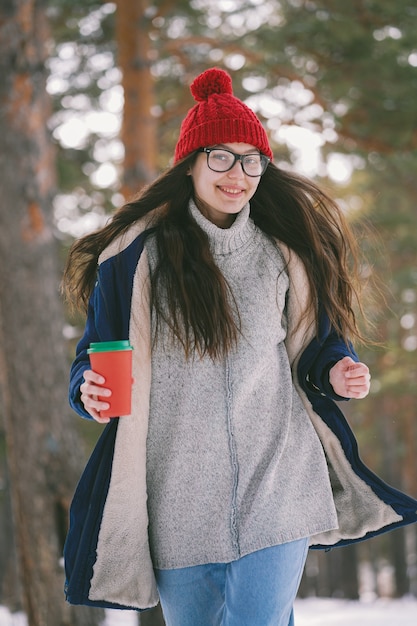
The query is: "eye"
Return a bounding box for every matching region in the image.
[244,155,261,166]
[212,151,231,162]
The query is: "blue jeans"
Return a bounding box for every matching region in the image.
[154,538,309,626]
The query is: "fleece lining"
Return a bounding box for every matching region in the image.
[65,210,416,611]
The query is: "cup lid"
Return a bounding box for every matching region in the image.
[87,340,132,353]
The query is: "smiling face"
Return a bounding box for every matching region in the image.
[189,142,262,228]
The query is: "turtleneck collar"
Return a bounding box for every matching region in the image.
[189,200,257,256]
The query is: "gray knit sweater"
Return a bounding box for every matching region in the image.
[145,201,338,569]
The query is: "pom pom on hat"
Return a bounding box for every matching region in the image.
[174,67,273,162]
[190,68,233,102]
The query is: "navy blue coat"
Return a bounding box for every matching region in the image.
[64,226,417,610]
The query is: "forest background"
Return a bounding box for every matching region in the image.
[0,1,416,625]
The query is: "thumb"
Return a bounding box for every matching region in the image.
[338,356,356,370]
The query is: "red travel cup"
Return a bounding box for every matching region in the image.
[87,340,133,418]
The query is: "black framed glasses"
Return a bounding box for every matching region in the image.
[199,147,270,177]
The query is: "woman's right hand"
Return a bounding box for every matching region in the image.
[80,369,112,423]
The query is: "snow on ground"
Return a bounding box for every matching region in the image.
[294,597,417,625]
[1,598,417,625]
[103,609,138,626]
[0,608,26,626]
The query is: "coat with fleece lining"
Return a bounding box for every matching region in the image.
[64,219,417,611]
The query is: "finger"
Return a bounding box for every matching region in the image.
[340,356,356,368]
[93,414,111,424]
[80,395,111,422]
[81,392,110,412]
[82,383,112,399]
[346,374,370,386]
[87,407,110,424]
[345,384,370,398]
[348,387,369,398]
[346,373,369,385]
[347,378,371,393]
[346,362,369,376]
[80,370,112,399]
[83,369,106,386]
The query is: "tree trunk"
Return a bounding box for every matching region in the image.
[339,545,360,600]
[0,440,20,609]
[0,2,103,624]
[114,3,164,620]
[390,529,409,597]
[140,604,165,625]
[115,0,158,198]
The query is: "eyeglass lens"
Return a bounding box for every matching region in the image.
[207,149,267,176]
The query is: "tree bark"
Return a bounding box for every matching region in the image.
[115,0,158,198]
[0,2,103,624]
[140,604,166,625]
[390,529,409,597]
[114,4,166,621]
[0,440,20,609]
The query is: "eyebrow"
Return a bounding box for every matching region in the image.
[212,144,261,155]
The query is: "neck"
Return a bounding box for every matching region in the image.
[194,197,238,229]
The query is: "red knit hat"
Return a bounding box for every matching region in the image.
[174,67,273,162]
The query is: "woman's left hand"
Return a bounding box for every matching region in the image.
[329,356,371,399]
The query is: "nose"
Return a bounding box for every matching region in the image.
[227,159,244,177]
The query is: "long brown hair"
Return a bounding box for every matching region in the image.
[62,155,365,357]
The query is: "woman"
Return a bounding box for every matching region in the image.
[62,68,417,625]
